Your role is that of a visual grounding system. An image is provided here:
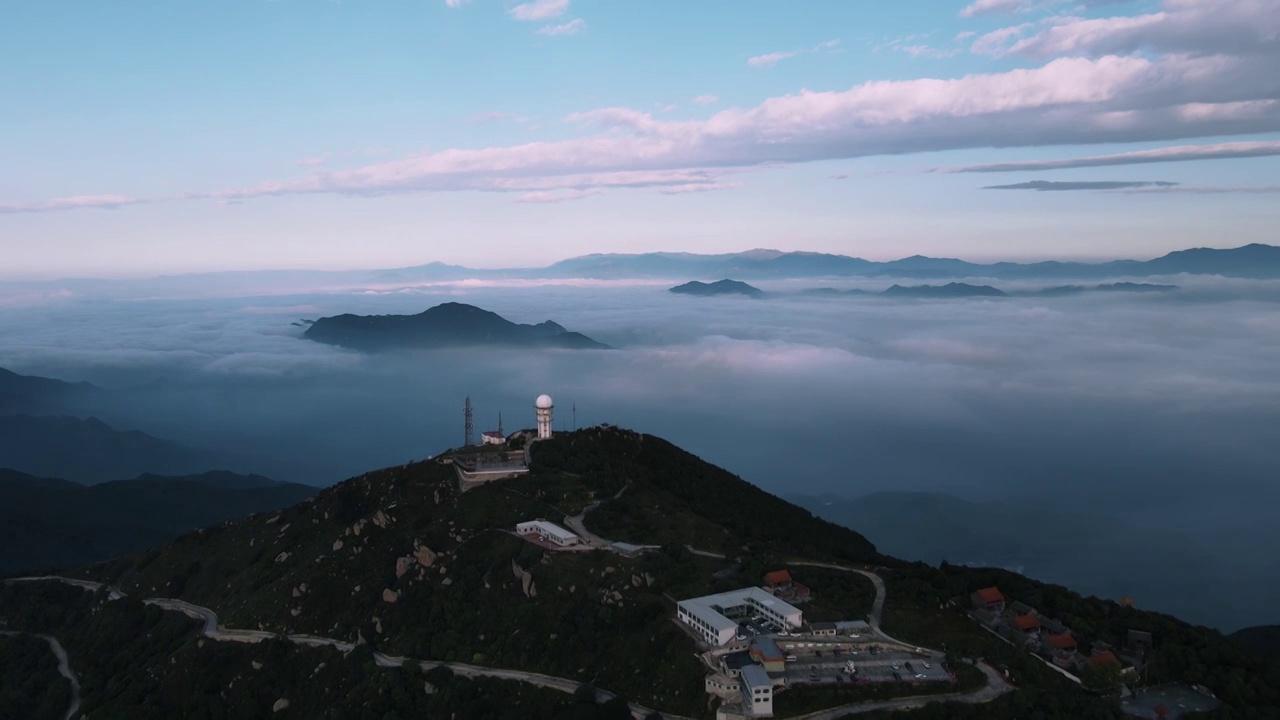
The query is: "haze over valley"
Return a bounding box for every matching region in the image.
[3,248,1278,630]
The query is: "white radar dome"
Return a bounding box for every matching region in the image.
[535,394,554,409]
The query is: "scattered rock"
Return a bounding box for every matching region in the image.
[279,524,290,533]
[424,681,438,695]
[300,583,308,593]
[272,698,290,713]
[644,573,655,587]
[372,510,389,529]
[382,588,399,603]
[396,556,415,579]
[332,539,344,551]
[252,661,263,670]
[291,607,301,617]
[374,618,383,634]
[433,489,441,505]
[413,544,438,568]
[249,538,255,547]
[266,515,280,525]
[442,577,453,587]
[604,566,616,575]
[631,574,642,587]
[352,519,367,537]
[274,552,290,563]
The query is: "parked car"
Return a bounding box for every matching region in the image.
[785,655,797,662]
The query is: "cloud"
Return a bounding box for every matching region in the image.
[444,0,468,7]
[14,41,1280,212]
[749,39,841,68]
[516,188,603,203]
[747,51,800,68]
[961,0,1143,18]
[536,18,585,36]
[0,195,146,215]
[469,111,532,124]
[509,0,568,21]
[297,153,332,167]
[973,0,1280,58]
[1111,185,1280,195]
[983,180,1179,191]
[942,140,1280,173]
[691,95,720,106]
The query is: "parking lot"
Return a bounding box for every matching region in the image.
[778,640,953,687]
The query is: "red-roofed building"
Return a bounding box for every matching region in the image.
[1089,651,1120,668]
[763,569,811,602]
[1013,614,1041,634]
[763,570,792,588]
[1047,632,1077,651]
[970,587,1006,613]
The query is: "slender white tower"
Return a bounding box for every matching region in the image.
[535,394,554,439]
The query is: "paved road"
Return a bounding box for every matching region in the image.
[563,482,630,549]
[5,576,688,720]
[791,661,1014,719]
[786,561,902,646]
[0,630,82,720]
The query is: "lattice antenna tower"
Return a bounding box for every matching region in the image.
[464,395,474,447]
[498,412,504,436]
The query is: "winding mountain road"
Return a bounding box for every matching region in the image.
[6,567,1014,720]
[0,630,82,720]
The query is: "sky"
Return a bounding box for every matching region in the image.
[2,0,1279,278]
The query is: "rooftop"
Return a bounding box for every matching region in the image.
[740,664,773,691]
[1048,632,1077,650]
[1014,615,1041,632]
[975,587,1005,604]
[750,636,783,661]
[763,569,793,586]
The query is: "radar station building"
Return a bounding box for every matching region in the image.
[536,394,554,439]
[677,588,804,646]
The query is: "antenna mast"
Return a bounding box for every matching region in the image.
[498,411,504,436]
[573,403,577,431]
[464,396,474,447]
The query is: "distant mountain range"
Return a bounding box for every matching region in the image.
[0,367,96,415]
[536,243,1280,281]
[9,245,1279,300]
[883,282,1007,298]
[802,281,1180,299]
[0,469,314,576]
[0,414,256,485]
[303,302,610,351]
[668,279,764,297]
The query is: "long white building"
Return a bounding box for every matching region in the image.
[516,519,580,547]
[677,587,804,646]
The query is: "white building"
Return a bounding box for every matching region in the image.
[516,519,580,547]
[677,587,804,647]
[481,431,505,445]
[739,664,775,718]
[535,394,554,439]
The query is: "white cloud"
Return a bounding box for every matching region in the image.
[444,0,468,6]
[509,0,569,22]
[516,188,603,203]
[536,18,585,36]
[974,0,1280,58]
[297,152,332,166]
[750,39,841,68]
[748,51,800,68]
[0,195,145,214]
[691,95,720,106]
[940,140,1280,172]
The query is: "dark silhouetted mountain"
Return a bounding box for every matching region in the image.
[0,415,253,485]
[882,282,1007,298]
[58,426,1278,717]
[1030,282,1180,297]
[303,302,609,351]
[132,470,286,490]
[0,469,314,576]
[1229,626,1280,660]
[0,367,96,415]
[668,279,764,297]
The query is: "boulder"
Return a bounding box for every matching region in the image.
[272,699,290,713]
[382,588,399,603]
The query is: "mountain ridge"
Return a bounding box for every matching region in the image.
[303,302,610,351]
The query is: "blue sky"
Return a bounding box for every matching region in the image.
[2,0,1278,277]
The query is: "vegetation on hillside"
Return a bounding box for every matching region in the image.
[0,581,635,720]
[0,633,72,720]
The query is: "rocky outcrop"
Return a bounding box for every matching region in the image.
[382,588,399,603]
[413,543,437,568]
[511,559,537,598]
